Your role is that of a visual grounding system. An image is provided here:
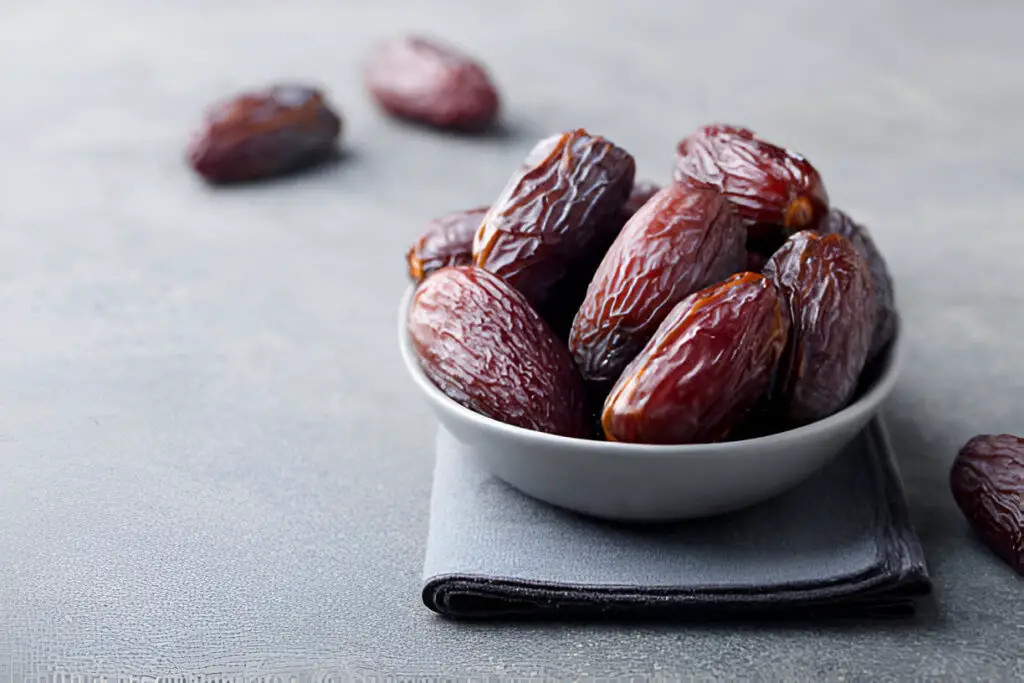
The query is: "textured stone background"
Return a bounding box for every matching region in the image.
[0,0,1021,679]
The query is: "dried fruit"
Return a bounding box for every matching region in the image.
[821,208,897,361]
[950,434,1024,575]
[602,272,789,445]
[187,84,342,183]
[622,180,662,217]
[364,36,499,131]
[570,182,745,386]
[406,207,489,282]
[673,124,829,246]
[473,128,636,313]
[407,266,589,438]
[763,231,875,422]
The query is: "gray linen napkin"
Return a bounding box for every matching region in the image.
[422,419,931,619]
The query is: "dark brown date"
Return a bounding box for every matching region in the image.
[473,128,636,312]
[821,208,897,362]
[407,265,589,438]
[406,207,489,282]
[364,35,499,131]
[673,124,829,246]
[602,272,789,445]
[950,434,1024,575]
[187,84,342,183]
[570,181,746,386]
[763,231,875,422]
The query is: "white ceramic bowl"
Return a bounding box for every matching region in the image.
[398,286,903,522]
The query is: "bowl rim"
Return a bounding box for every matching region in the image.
[397,284,903,457]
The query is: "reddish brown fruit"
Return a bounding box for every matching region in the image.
[570,182,746,386]
[473,128,636,313]
[821,208,897,362]
[602,272,789,445]
[763,231,875,422]
[673,124,829,246]
[187,84,342,183]
[364,36,499,131]
[950,434,1024,575]
[407,266,589,438]
[406,207,489,282]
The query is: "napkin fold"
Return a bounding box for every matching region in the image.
[422,419,930,620]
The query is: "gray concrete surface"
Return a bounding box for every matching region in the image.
[1,0,1022,679]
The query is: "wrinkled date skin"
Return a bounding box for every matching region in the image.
[602,272,789,445]
[187,85,342,183]
[822,208,897,362]
[542,179,664,341]
[364,36,500,131]
[406,207,489,282]
[763,231,875,423]
[473,128,636,313]
[570,182,746,386]
[950,434,1024,575]
[407,266,589,438]
[673,124,829,249]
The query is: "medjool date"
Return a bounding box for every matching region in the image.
[407,266,589,438]
[763,231,875,422]
[187,84,342,183]
[950,434,1024,575]
[602,272,789,444]
[822,208,897,362]
[364,35,499,131]
[406,207,489,282]
[570,181,745,386]
[473,129,635,313]
[673,124,828,246]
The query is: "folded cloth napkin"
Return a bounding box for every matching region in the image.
[422,419,931,620]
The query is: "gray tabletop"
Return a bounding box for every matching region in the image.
[1,0,1022,680]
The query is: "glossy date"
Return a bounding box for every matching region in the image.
[570,181,746,386]
[187,84,342,183]
[672,124,829,246]
[950,433,1024,575]
[822,208,897,362]
[602,272,789,444]
[406,207,489,282]
[473,128,635,312]
[763,231,875,422]
[407,266,589,438]
[364,35,499,131]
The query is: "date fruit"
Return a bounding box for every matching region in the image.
[570,181,746,386]
[673,124,829,247]
[406,207,489,282]
[407,265,589,438]
[763,231,875,422]
[822,208,897,362]
[602,272,789,444]
[950,434,1024,575]
[473,128,636,313]
[187,84,342,183]
[364,35,499,131]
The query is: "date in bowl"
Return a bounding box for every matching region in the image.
[397,286,903,522]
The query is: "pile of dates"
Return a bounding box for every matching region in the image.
[405,124,898,445]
